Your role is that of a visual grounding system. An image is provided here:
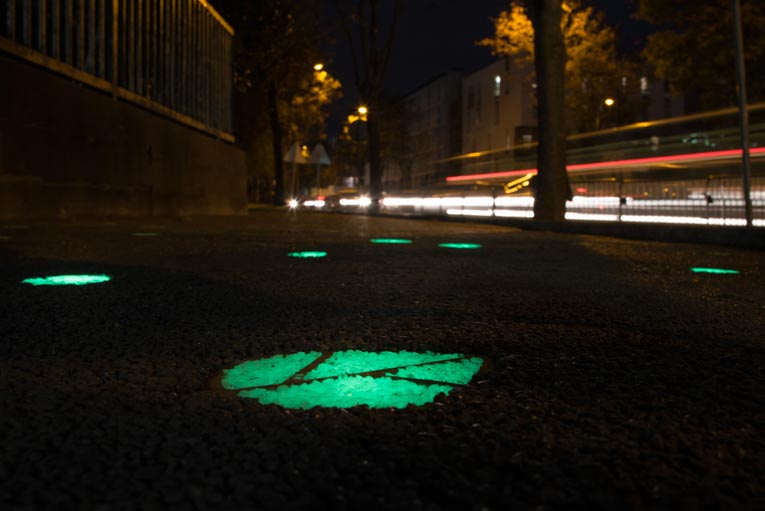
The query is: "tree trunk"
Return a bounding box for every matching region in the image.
[268,80,285,205]
[529,0,570,222]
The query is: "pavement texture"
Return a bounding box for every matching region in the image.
[1,210,764,510]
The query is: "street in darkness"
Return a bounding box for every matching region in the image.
[1,210,763,509]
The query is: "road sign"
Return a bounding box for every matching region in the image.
[283,142,307,164]
[309,143,331,165]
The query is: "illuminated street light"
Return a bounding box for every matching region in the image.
[604,97,615,107]
[313,63,323,71]
[288,198,299,208]
[358,105,368,115]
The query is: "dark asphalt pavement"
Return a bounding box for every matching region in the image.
[1,211,763,510]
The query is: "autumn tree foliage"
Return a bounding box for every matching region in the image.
[232,0,341,204]
[480,0,622,132]
[638,0,765,110]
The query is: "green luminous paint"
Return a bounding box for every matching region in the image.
[691,267,740,275]
[221,350,484,409]
[132,232,160,237]
[438,243,482,249]
[370,238,412,244]
[22,274,111,286]
[288,251,327,258]
[385,356,484,385]
[305,350,459,380]
[222,352,322,390]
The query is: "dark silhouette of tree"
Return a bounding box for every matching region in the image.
[638,0,765,110]
[231,0,340,204]
[335,0,404,207]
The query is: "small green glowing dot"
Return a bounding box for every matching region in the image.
[222,350,485,409]
[691,267,740,275]
[438,243,482,249]
[22,274,111,286]
[288,251,327,258]
[370,238,412,244]
[132,232,160,237]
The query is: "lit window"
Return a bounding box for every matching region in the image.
[494,75,501,97]
[640,76,648,95]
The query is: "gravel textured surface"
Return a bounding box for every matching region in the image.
[1,211,764,510]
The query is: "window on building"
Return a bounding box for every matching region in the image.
[494,75,501,97]
[640,76,648,95]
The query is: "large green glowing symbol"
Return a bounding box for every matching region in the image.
[691,267,740,275]
[222,350,484,409]
[22,274,111,286]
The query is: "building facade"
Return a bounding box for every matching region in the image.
[383,71,462,189]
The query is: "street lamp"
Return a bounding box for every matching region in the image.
[314,63,324,71]
[604,97,615,107]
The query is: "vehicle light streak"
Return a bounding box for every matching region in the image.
[446,147,765,183]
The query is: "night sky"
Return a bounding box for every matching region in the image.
[211,1,650,134]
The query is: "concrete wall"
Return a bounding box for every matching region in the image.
[0,53,247,219]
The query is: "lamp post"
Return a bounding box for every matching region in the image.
[732,0,753,227]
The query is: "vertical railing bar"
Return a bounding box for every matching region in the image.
[120,0,127,88]
[168,0,174,109]
[39,0,48,53]
[98,0,105,77]
[23,0,32,46]
[52,0,61,59]
[136,0,142,95]
[158,0,164,103]
[163,0,169,106]
[145,0,151,97]
[64,0,72,64]
[189,1,199,119]
[151,0,157,100]
[112,0,118,87]
[204,11,209,125]
[78,0,85,69]
[128,0,134,91]
[6,0,16,41]
[195,1,200,120]
[87,0,95,72]
[181,0,188,116]
[213,26,219,129]
[209,13,213,127]
[143,0,149,96]
[186,0,198,117]
[226,34,232,132]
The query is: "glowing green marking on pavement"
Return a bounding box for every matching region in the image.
[438,243,482,249]
[370,238,412,244]
[222,352,322,390]
[305,350,458,380]
[691,267,740,275]
[222,350,484,409]
[22,274,111,286]
[288,251,327,258]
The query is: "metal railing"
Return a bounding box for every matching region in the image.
[1,0,233,139]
